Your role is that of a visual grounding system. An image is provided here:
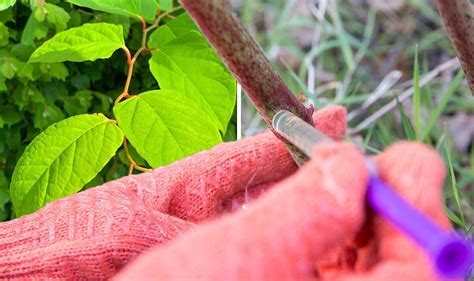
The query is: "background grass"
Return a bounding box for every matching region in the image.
[233,0,473,235]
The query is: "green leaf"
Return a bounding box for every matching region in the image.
[421,70,463,141]
[40,62,69,81]
[32,103,65,129]
[33,5,46,22]
[0,0,15,11]
[114,90,221,168]
[42,81,69,102]
[0,105,22,126]
[11,43,36,61]
[396,97,416,141]
[10,114,124,216]
[412,45,422,140]
[29,23,125,63]
[99,14,131,38]
[12,84,45,110]
[444,207,465,228]
[0,77,6,92]
[3,124,20,149]
[92,91,113,113]
[67,0,158,21]
[1,59,17,79]
[0,186,10,212]
[158,0,173,11]
[149,14,236,132]
[44,3,71,33]
[21,13,48,46]
[0,186,10,221]
[63,90,93,115]
[0,22,8,47]
[149,13,198,44]
[0,171,7,189]
[71,74,90,89]
[0,7,13,23]
[83,174,104,189]
[443,126,466,228]
[223,105,237,142]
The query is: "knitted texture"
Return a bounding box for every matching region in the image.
[0,106,347,279]
[115,142,452,281]
[116,141,369,280]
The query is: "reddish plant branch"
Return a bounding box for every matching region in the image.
[181,0,313,164]
[180,0,313,126]
[434,0,474,93]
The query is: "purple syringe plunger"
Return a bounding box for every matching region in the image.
[272,110,473,278]
[367,176,473,277]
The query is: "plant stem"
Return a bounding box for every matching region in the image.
[115,7,181,106]
[146,6,184,33]
[123,140,152,175]
[122,46,132,65]
[115,47,133,105]
[123,60,134,94]
[181,0,313,163]
[434,0,474,93]
[139,17,147,33]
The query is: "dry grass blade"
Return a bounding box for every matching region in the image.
[350,58,460,134]
[347,70,402,121]
[306,0,329,94]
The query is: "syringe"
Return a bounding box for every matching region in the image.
[272,110,473,278]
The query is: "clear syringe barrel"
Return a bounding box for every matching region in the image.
[272,110,473,279]
[272,110,334,156]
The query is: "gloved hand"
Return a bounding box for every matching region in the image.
[114,138,452,280]
[0,106,451,280]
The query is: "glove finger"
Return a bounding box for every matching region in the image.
[153,105,347,222]
[114,142,367,281]
[318,142,452,281]
[372,142,451,262]
[312,105,347,140]
[333,142,451,281]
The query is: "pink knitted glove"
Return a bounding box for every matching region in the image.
[114,131,452,279]
[0,106,346,279]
